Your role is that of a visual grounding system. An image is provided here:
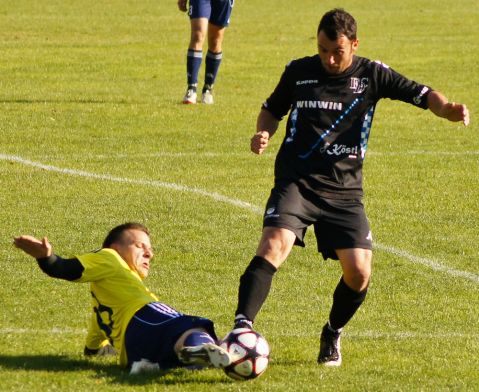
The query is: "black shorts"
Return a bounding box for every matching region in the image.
[263,182,372,260]
[124,302,217,369]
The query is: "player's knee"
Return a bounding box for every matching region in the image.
[256,240,288,267]
[208,38,222,53]
[344,269,370,292]
[256,228,295,267]
[190,31,206,47]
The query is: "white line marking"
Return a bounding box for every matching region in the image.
[374,243,479,283]
[0,328,87,334]
[2,153,478,284]
[0,328,477,339]
[23,150,479,161]
[0,154,262,214]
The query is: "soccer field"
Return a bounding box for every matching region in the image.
[1,0,478,390]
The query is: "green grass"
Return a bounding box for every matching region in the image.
[1,0,478,390]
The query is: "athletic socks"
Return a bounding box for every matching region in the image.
[204,50,222,87]
[186,49,202,87]
[183,330,216,347]
[235,256,277,323]
[329,277,368,331]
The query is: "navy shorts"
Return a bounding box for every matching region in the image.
[124,302,217,369]
[263,182,372,260]
[188,0,234,27]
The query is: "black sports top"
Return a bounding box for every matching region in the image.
[263,55,431,198]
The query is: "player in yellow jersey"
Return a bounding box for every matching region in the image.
[13,222,231,374]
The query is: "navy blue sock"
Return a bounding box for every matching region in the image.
[183,331,215,347]
[329,277,368,331]
[187,49,202,88]
[204,50,222,89]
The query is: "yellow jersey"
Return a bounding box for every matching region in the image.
[76,248,158,366]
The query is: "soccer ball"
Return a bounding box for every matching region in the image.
[220,328,270,380]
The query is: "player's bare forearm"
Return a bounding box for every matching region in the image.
[427,91,470,126]
[252,109,279,154]
[13,235,52,259]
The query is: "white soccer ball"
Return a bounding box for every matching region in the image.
[220,328,270,380]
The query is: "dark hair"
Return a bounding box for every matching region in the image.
[317,8,357,40]
[102,222,150,248]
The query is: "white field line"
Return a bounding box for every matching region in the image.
[0,154,262,214]
[24,150,479,160]
[374,243,479,283]
[0,327,476,340]
[2,153,478,285]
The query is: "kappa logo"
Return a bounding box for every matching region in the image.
[296,79,318,86]
[350,77,369,94]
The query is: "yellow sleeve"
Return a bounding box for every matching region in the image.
[84,312,110,351]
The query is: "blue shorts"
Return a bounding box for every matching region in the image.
[124,302,218,369]
[188,0,234,27]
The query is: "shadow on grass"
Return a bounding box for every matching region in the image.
[0,354,233,386]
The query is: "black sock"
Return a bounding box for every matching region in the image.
[235,256,277,322]
[329,277,368,331]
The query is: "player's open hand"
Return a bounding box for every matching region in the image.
[447,103,470,126]
[251,131,270,154]
[177,0,188,12]
[13,235,53,259]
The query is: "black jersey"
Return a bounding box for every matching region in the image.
[263,55,431,199]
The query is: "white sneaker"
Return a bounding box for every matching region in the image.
[182,88,197,104]
[129,358,160,375]
[201,89,214,104]
[178,343,231,368]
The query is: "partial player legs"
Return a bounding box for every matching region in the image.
[234,227,295,327]
[176,328,231,368]
[318,248,371,366]
[183,18,208,104]
[183,19,227,104]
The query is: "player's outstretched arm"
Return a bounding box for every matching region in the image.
[251,109,280,154]
[427,91,470,126]
[13,235,52,259]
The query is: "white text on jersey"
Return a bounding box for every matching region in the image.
[296,100,343,110]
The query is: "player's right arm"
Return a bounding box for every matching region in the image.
[84,312,117,357]
[13,235,84,280]
[252,60,296,155]
[251,109,279,154]
[177,0,188,12]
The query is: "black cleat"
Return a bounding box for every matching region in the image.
[317,323,342,366]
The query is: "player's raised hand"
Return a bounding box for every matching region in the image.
[13,235,53,259]
[251,131,270,155]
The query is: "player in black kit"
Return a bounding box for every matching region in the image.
[232,9,470,366]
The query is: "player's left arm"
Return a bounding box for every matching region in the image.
[427,91,470,126]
